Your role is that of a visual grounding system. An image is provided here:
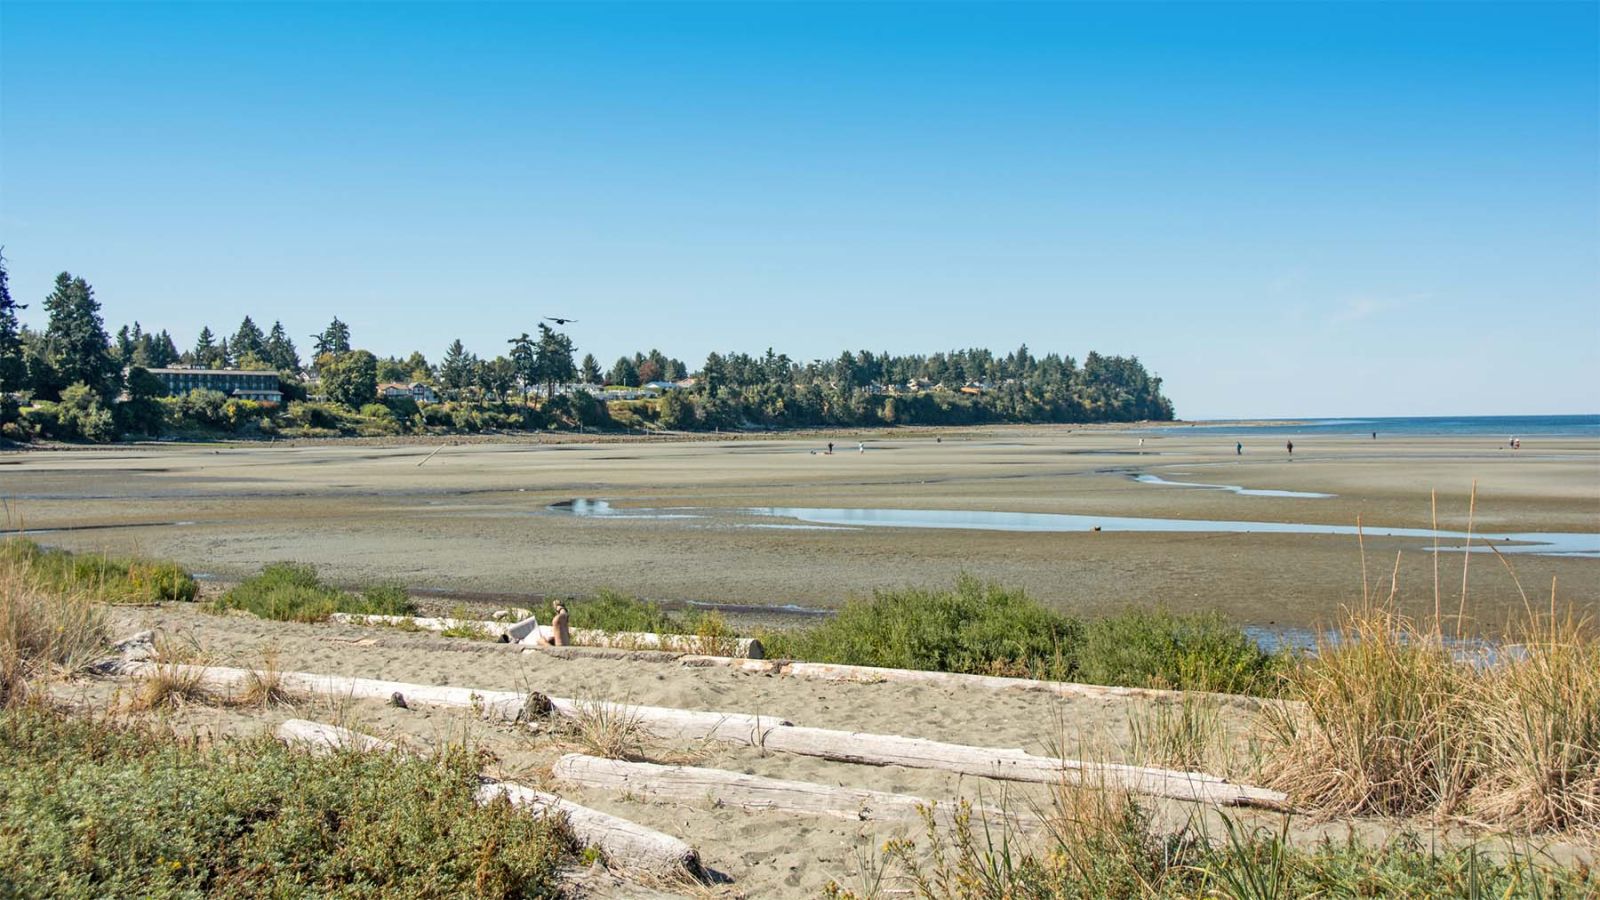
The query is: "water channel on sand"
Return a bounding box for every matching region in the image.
[554,499,1600,558]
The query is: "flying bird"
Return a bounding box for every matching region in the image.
[544,317,579,325]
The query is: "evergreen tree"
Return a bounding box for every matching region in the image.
[580,353,602,385]
[607,356,638,387]
[264,321,300,372]
[313,317,351,356]
[194,327,220,367]
[507,333,536,403]
[439,339,476,395]
[231,316,266,361]
[533,323,576,401]
[154,331,179,367]
[218,337,232,368]
[114,325,135,363]
[0,250,25,400]
[42,272,118,402]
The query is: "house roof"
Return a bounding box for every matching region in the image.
[145,368,278,376]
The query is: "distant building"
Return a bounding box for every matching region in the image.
[378,382,439,404]
[642,380,680,391]
[145,368,283,404]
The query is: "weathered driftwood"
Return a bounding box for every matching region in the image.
[678,656,1274,710]
[478,781,703,876]
[752,725,1290,809]
[105,661,1283,809]
[331,613,765,658]
[553,753,1012,827]
[100,661,790,742]
[275,719,701,876]
[276,718,398,754]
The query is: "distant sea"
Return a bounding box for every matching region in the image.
[1147,414,1599,438]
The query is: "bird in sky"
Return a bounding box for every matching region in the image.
[545,317,578,325]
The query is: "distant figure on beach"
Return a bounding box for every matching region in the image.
[1138,437,1145,450]
[1372,432,1377,440]
[858,442,864,453]
[936,437,942,443]
[1236,441,1242,456]
[1286,440,1294,456]
[542,599,570,647]
[827,441,834,455]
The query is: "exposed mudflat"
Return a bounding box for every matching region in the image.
[5,426,1597,632]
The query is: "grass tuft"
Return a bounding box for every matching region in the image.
[564,697,651,761]
[1260,600,1600,834]
[1,562,109,707]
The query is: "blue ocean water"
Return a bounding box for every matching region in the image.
[1146,414,1599,438]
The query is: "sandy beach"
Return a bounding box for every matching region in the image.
[5,427,1595,634]
[42,600,1577,896]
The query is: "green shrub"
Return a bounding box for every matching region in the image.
[210,563,416,623]
[763,575,1081,679]
[1078,608,1284,695]
[566,589,679,634]
[759,579,1283,693]
[0,539,198,604]
[0,705,570,897]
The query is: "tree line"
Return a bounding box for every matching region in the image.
[0,256,1173,442]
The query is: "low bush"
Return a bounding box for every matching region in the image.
[0,705,570,897]
[566,589,679,634]
[209,563,417,623]
[579,580,1279,693]
[0,539,197,604]
[764,576,1081,679]
[1077,607,1284,695]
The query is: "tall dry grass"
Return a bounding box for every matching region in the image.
[1,562,108,707]
[1259,494,1600,836]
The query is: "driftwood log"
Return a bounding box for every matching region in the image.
[274,719,702,876]
[100,661,790,742]
[330,613,765,658]
[553,753,1013,827]
[678,656,1279,711]
[105,661,1284,809]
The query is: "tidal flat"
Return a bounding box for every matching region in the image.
[4,425,1596,633]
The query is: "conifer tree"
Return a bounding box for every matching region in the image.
[0,250,25,399]
[42,272,118,401]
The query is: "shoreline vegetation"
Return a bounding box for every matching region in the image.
[4,537,1597,895]
[0,256,1174,445]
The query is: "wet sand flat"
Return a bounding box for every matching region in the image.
[5,427,1597,631]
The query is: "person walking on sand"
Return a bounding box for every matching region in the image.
[1236,441,1242,456]
[827,441,834,455]
[542,599,570,647]
[1286,440,1294,456]
[858,441,864,453]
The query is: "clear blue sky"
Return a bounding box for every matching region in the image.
[2,2,1595,418]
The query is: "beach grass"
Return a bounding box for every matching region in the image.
[0,538,197,605]
[208,563,417,623]
[0,703,571,898]
[0,563,109,708]
[1259,598,1600,834]
[828,789,1595,899]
